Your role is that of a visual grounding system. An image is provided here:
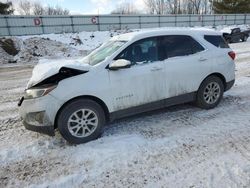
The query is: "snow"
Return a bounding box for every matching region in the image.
[18,31,112,51]
[0,31,116,65]
[0,27,250,187]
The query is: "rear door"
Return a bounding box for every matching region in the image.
[159,35,208,98]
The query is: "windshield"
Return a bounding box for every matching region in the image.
[85,40,127,66]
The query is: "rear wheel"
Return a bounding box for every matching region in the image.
[196,76,224,109]
[242,35,248,42]
[226,38,231,44]
[57,99,105,144]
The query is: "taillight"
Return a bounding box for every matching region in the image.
[228,51,236,60]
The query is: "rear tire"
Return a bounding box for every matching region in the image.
[196,76,224,109]
[242,35,248,42]
[226,38,231,44]
[57,99,105,144]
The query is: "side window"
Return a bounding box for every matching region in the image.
[189,37,205,53]
[160,35,204,59]
[114,37,158,65]
[204,35,229,48]
[231,28,240,34]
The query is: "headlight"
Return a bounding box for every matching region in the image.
[24,85,57,99]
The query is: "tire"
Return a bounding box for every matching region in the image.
[242,35,248,42]
[196,76,224,109]
[226,38,231,44]
[57,99,105,144]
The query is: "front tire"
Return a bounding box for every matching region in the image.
[57,99,105,144]
[196,76,224,109]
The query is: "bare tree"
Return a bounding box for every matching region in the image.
[155,0,164,14]
[144,0,157,14]
[202,0,209,14]
[144,0,177,15]
[144,0,214,15]
[190,0,202,14]
[166,0,179,14]
[186,0,195,14]
[18,0,69,15]
[144,0,166,14]
[33,2,44,15]
[206,0,214,14]
[44,5,69,15]
[111,2,139,14]
[18,0,32,15]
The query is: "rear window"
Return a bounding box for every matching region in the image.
[204,35,229,48]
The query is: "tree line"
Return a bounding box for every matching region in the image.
[18,0,69,15]
[1,0,250,15]
[112,0,250,15]
[0,0,69,15]
[143,0,213,14]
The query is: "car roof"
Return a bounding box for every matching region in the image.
[112,28,222,41]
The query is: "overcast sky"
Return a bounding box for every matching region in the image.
[3,0,146,15]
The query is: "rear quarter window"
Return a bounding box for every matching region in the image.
[204,35,229,48]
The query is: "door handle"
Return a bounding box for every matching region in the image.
[199,57,207,62]
[150,67,163,72]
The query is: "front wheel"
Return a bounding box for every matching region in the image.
[196,76,224,109]
[57,99,105,144]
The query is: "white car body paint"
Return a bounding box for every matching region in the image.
[19,28,235,132]
[109,60,166,111]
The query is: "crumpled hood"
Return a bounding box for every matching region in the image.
[27,57,91,88]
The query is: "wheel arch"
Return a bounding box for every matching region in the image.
[242,33,249,40]
[54,95,110,129]
[200,73,226,91]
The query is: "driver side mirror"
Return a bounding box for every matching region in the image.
[109,59,131,70]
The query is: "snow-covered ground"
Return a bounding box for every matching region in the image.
[0,31,250,187]
[0,30,127,65]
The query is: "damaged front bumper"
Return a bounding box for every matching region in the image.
[18,94,62,136]
[21,110,55,136]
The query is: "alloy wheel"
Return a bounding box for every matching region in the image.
[67,109,98,138]
[203,82,221,104]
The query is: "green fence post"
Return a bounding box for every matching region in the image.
[119,15,121,30]
[70,16,75,33]
[40,16,45,34]
[4,16,11,36]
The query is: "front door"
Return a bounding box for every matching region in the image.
[108,37,166,112]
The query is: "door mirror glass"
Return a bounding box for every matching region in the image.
[109,59,131,70]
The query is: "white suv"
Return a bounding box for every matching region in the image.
[18,29,235,144]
